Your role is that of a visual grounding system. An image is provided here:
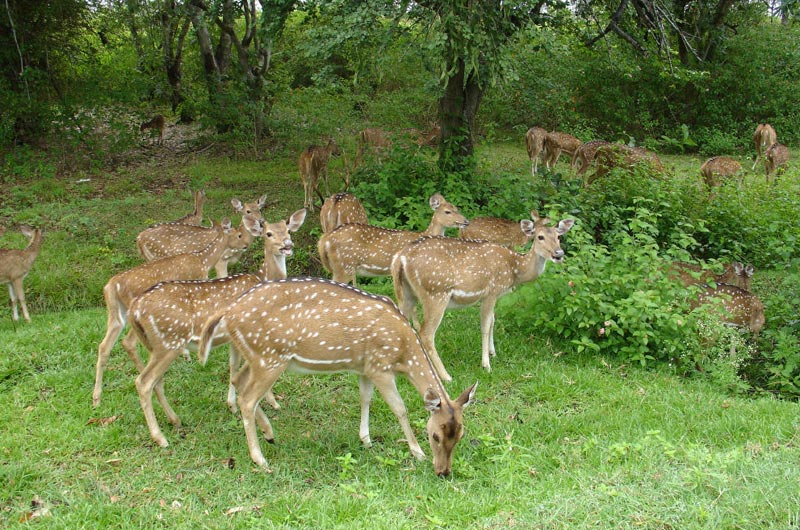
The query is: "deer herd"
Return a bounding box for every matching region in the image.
[0,120,779,476]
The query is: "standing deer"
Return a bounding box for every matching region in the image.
[764,142,790,182]
[700,157,742,188]
[670,261,754,291]
[543,131,582,171]
[572,140,610,176]
[317,193,468,285]
[355,128,392,167]
[136,194,267,277]
[392,212,574,382]
[459,210,538,249]
[0,225,44,322]
[299,137,341,212]
[92,217,261,408]
[140,114,166,145]
[691,284,765,335]
[752,123,777,170]
[197,277,478,476]
[171,189,207,226]
[129,209,306,447]
[524,127,548,176]
[319,192,369,233]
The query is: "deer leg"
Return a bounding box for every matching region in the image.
[371,373,425,460]
[479,299,498,372]
[11,278,30,322]
[93,305,126,408]
[358,375,375,447]
[234,364,275,440]
[7,283,19,321]
[235,364,283,467]
[419,295,452,382]
[135,346,183,448]
[393,274,420,329]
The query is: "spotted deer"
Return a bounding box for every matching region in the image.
[92,217,262,408]
[525,127,548,176]
[764,142,790,182]
[317,193,468,285]
[128,209,306,447]
[0,225,44,322]
[355,128,392,167]
[752,123,777,170]
[587,144,664,186]
[319,192,369,233]
[171,189,207,226]
[299,137,341,212]
[572,140,610,176]
[136,194,267,277]
[691,284,765,335]
[140,114,166,145]
[700,157,742,188]
[197,277,478,476]
[670,261,754,292]
[459,210,538,249]
[543,131,582,171]
[392,212,574,382]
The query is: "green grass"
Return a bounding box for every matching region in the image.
[1,143,799,528]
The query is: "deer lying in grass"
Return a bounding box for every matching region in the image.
[129,209,306,447]
[752,123,777,170]
[525,127,548,176]
[458,210,538,249]
[141,114,166,145]
[670,261,754,291]
[691,284,765,335]
[0,225,44,322]
[319,192,369,233]
[572,140,610,176]
[587,144,664,186]
[414,124,441,147]
[197,277,478,476]
[92,217,261,408]
[299,137,341,212]
[765,142,790,182]
[317,193,468,285]
[392,212,574,381]
[136,194,267,277]
[355,128,391,167]
[544,131,582,171]
[700,157,742,188]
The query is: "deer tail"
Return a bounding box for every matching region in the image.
[198,310,226,366]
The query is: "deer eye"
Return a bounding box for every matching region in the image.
[266,232,273,238]
[537,235,545,240]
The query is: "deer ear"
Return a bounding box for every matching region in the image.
[456,381,478,408]
[424,388,442,412]
[520,219,535,236]
[429,193,445,210]
[745,264,755,277]
[530,210,541,223]
[287,208,307,232]
[733,262,744,274]
[221,218,233,230]
[257,194,268,209]
[243,217,263,236]
[557,219,575,235]
[231,198,243,212]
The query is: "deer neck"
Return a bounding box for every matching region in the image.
[198,229,230,269]
[421,216,447,237]
[404,345,448,401]
[511,247,548,287]
[258,252,288,281]
[27,231,43,258]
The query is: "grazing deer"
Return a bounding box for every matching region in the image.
[691,284,765,335]
[572,140,610,176]
[0,225,44,322]
[299,137,341,212]
[171,189,207,226]
[392,212,574,381]
[764,142,790,182]
[355,128,392,167]
[587,144,664,186]
[319,192,369,233]
[136,194,267,277]
[700,157,743,188]
[543,131,582,171]
[670,261,754,291]
[92,217,261,408]
[197,277,478,476]
[525,127,548,176]
[129,209,306,447]
[140,114,166,145]
[459,210,538,249]
[752,123,777,170]
[317,193,468,285]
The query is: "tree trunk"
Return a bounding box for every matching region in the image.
[437,58,484,175]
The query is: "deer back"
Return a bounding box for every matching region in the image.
[459,216,531,249]
[319,192,369,233]
[525,127,548,159]
[573,140,609,174]
[692,284,765,334]
[700,157,742,187]
[545,132,582,155]
[670,261,754,291]
[0,225,44,282]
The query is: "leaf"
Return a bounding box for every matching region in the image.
[87,415,120,426]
